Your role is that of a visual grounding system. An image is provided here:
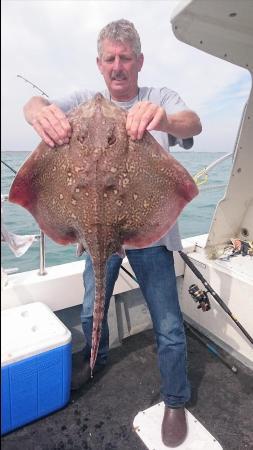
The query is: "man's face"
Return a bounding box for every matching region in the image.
[97,39,144,101]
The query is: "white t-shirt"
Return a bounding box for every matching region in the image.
[52,86,191,251]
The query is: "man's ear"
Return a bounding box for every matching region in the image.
[96,56,103,74]
[137,53,144,72]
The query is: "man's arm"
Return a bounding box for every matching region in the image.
[126,101,202,140]
[164,110,202,139]
[24,96,72,147]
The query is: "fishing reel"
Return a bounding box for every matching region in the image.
[188,284,211,312]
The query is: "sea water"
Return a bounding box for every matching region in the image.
[1,151,232,273]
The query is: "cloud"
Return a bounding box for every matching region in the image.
[1,0,251,152]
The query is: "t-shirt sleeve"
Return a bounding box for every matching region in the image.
[159,87,194,149]
[159,87,190,114]
[50,90,95,113]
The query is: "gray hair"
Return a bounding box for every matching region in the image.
[97,19,142,57]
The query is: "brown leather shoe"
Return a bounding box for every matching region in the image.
[161,406,187,447]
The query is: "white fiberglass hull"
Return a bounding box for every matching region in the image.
[2,234,252,369]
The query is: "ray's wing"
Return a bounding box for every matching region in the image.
[116,132,199,248]
[8,142,82,245]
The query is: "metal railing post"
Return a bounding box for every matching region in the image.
[39,230,47,275]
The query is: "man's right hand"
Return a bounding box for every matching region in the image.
[31,103,72,148]
[24,96,72,148]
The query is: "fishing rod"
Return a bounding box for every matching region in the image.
[17,74,49,98]
[179,250,253,346]
[1,160,17,175]
[121,252,239,372]
[185,322,238,373]
[120,265,138,283]
[1,76,49,175]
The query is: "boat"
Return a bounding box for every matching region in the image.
[1,1,253,448]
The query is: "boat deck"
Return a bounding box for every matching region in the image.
[1,327,253,450]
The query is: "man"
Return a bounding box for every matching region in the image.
[24,19,202,448]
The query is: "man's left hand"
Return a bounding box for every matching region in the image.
[126,101,169,140]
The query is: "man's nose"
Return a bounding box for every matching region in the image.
[112,56,122,71]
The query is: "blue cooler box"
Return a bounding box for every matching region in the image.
[1,302,72,435]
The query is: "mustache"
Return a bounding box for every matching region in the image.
[111,71,127,81]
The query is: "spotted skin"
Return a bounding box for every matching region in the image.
[9,93,198,372]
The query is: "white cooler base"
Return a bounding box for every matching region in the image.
[133,402,222,450]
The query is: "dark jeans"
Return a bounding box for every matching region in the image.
[80,246,190,407]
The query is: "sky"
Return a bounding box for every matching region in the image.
[1,0,252,153]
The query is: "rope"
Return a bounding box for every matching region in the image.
[193,152,232,186]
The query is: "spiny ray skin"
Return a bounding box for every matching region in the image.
[9,93,198,371]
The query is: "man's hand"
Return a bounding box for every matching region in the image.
[126,101,168,140]
[31,104,72,148]
[24,96,72,148]
[126,101,202,140]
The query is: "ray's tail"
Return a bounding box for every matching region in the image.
[90,304,104,375]
[89,258,107,375]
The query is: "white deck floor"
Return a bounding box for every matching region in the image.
[133,402,222,450]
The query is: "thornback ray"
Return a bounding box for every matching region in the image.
[9,93,198,372]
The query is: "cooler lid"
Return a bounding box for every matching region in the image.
[1,302,71,366]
